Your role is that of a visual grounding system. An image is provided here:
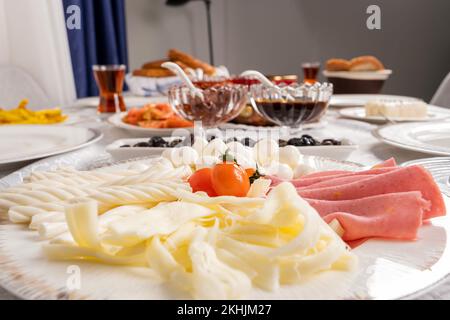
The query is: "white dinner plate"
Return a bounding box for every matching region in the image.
[339,106,450,123]
[0,151,449,300]
[0,125,103,168]
[107,112,194,137]
[402,157,450,197]
[72,95,167,108]
[374,121,450,156]
[330,94,420,108]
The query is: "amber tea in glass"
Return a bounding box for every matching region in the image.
[93,65,126,113]
[302,62,320,84]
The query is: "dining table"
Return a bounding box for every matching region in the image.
[1,100,450,300]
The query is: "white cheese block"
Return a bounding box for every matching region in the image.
[365,99,428,119]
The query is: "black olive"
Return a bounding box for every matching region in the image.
[278,139,288,147]
[241,137,256,147]
[287,138,303,146]
[301,135,319,146]
[206,135,216,142]
[321,139,342,146]
[149,136,167,147]
[321,140,334,146]
[226,137,239,143]
[134,142,152,148]
[120,145,131,148]
[169,139,183,148]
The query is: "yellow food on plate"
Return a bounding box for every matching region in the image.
[0,99,68,125]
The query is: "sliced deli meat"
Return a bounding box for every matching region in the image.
[297,165,445,220]
[297,174,377,190]
[296,158,397,180]
[270,167,397,188]
[306,192,429,241]
[267,159,445,243]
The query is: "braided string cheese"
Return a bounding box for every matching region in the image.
[6,181,189,223]
[90,181,190,213]
[25,168,141,184]
[8,203,65,223]
[4,179,97,194]
[4,166,180,213]
[103,165,191,187]
[0,185,95,212]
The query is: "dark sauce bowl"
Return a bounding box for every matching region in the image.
[249,83,333,128]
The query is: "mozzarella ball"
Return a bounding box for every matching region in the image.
[279,145,302,168]
[227,141,254,161]
[174,147,199,167]
[203,138,228,158]
[253,139,279,166]
[162,148,176,164]
[195,156,218,170]
[293,163,316,179]
[234,154,257,169]
[192,137,208,156]
[264,162,293,180]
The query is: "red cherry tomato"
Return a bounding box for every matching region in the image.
[212,163,250,197]
[188,168,217,197]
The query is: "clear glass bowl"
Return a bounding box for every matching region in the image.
[168,84,248,127]
[249,82,333,128]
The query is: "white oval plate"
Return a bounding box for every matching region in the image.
[106,137,358,162]
[0,125,103,167]
[107,112,194,137]
[374,122,450,156]
[330,94,420,108]
[0,151,449,300]
[72,95,167,108]
[339,106,450,123]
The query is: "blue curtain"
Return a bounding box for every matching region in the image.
[63,0,129,98]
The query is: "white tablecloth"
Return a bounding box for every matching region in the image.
[1,106,450,300]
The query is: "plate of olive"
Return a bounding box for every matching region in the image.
[106,134,358,161]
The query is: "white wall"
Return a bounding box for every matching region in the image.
[126,0,450,101]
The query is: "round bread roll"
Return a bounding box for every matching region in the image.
[325,58,351,71]
[349,56,384,71]
[132,68,175,78]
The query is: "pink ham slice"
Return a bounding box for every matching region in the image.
[270,167,396,188]
[298,158,397,180]
[298,165,445,220]
[297,174,377,190]
[301,158,397,179]
[299,170,350,179]
[306,192,429,241]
